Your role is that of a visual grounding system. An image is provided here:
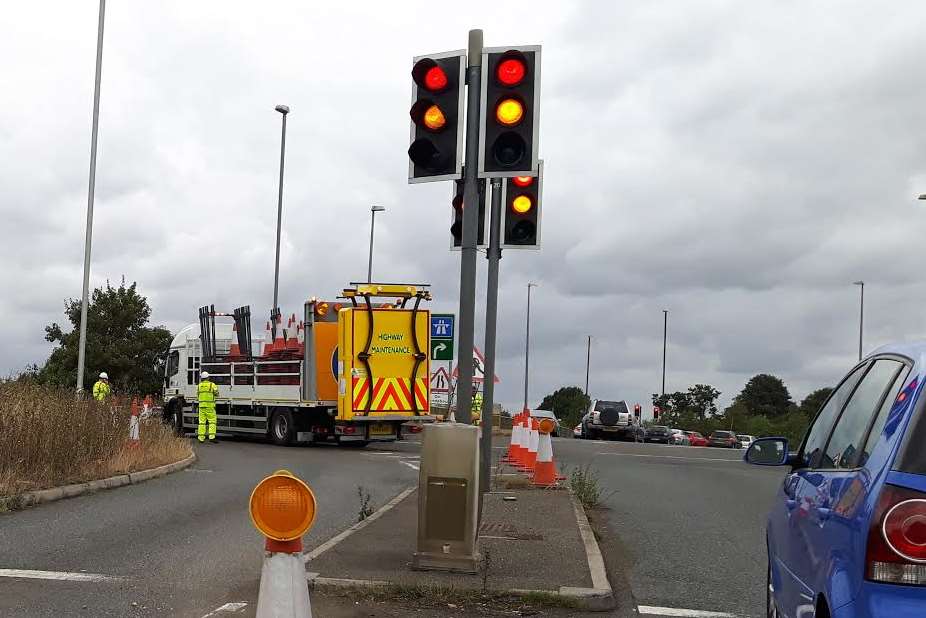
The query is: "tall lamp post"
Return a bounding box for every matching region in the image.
[367,205,385,283]
[271,104,289,320]
[76,0,106,394]
[523,283,538,412]
[853,281,864,361]
[661,310,669,397]
[584,335,591,396]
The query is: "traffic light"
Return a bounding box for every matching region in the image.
[408,50,465,183]
[653,406,660,421]
[479,46,541,178]
[450,177,487,249]
[501,160,543,248]
[634,404,642,420]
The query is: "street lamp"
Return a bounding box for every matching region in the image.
[661,309,668,397]
[523,283,538,412]
[853,281,864,361]
[584,335,591,396]
[76,0,106,394]
[367,205,386,283]
[271,104,289,321]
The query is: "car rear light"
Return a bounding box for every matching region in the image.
[867,484,926,585]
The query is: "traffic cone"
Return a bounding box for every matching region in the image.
[522,417,539,472]
[262,321,273,356]
[143,395,153,417]
[503,413,520,463]
[230,322,241,357]
[272,316,286,352]
[287,314,300,351]
[533,421,558,487]
[514,412,529,467]
[296,321,305,355]
[256,538,313,617]
[127,397,141,448]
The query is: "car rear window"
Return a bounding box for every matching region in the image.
[651,426,668,431]
[737,435,749,440]
[595,400,629,414]
[713,431,733,438]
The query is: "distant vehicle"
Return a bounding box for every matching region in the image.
[644,425,672,444]
[573,423,582,438]
[669,428,689,445]
[685,431,708,447]
[736,434,755,449]
[707,430,739,448]
[745,343,926,618]
[581,400,637,441]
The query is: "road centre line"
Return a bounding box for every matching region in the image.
[0,568,122,583]
[595,452,742,463]
[400,461,420,471]
[637,606,740,617]
[200,602,248,617]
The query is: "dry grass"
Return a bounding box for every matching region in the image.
[0,382,192,498]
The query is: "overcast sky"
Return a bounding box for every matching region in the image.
[4,1,926,414]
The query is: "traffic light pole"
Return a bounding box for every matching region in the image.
[479,178,502,504]
[454,29,483,426]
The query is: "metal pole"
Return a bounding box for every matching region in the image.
[76,0,106,394]
[272,105,289,322]
[523,283,536,412]
[480,178,502,498]
[453,29,483,426]
[585,335,591,396]
[661,310,668,396]
[367,209,376,283]
[856,281,864,361]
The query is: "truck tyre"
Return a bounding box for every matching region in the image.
[270,410,295,446]
[164,400,184,436]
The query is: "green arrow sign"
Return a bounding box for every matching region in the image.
[431,338,454,361]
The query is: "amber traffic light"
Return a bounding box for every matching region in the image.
[502,160,543,248]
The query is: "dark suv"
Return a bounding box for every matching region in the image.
[707,430,739,448]
[644,425,672,444]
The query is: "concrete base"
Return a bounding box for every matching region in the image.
[411,550,481,574]
[257,552,313,618]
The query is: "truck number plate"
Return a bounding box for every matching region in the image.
[369,423,394,436]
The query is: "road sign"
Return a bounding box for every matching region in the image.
[431,338,454,361]
[430,367,451,393]
[431,313,455,339]
[452,347,499,384]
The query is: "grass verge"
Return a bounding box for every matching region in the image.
[0,383,192,502]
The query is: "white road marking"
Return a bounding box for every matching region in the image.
[200,602,248,617]
[0,569,122,583]
[595,452,742,463]
[400,460,420,471]
[637,606,739,617]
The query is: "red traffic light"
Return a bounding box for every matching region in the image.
[497,57,526,86]
[513,176,533,187]
[424,66,448,92]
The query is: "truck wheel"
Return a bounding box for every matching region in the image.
[270,410,295,446]
[165,400,184,436]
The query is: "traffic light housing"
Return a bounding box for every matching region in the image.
[501,160,542,248]
[653,406,660,421]
[479,46,541,178]
[451,177,487,250]
[408,50,465,183]
[634,404,642,420]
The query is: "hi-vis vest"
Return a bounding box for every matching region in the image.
[197,380,218,408]
[92,380,111,401]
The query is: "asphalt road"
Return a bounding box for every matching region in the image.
[0,438,420,617]
[553,437,786,618]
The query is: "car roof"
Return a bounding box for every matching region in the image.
[868,341,926,366]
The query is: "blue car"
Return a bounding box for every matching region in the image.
[745,342,926,617]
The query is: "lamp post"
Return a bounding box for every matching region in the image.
[367,205,385,283]
[523,283,538,412]
[76,0,106,394]
[853,281,864,361]
[271,104,289,318]
[585,335,591,396]
[661,310,668,397]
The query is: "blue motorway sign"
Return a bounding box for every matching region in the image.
[431,314,455,339]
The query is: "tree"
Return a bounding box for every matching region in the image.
[734,374,793,417]
[653,384,721,422]
[688,384,721,419]
[538,386,591,428]
[799,387,833,417]
[40,280,172,395]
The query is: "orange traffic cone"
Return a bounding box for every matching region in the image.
[516,412,530,467]
[533,419,558,487]
[522,417,539,472]
[503,412,520,463]
[272,316,286,352]
[287,314,300,351]
[230,322,241,357]
[128,397,141,448]
[262,321,273,356]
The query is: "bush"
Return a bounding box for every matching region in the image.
[0,382,191,497]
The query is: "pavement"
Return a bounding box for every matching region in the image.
[552,436,786,618]
[0,437,420,617]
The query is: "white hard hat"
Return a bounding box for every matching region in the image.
[99,372,108,379]
[201,371,210,379]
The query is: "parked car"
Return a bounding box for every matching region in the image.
[685,431,708,447]
[669,428,689,445]
[644,425,672,444]
[745,342,925,618]
[707,430,740,448]
[736,434,755,449]
[573,423,582,438]
[581,400,638,441]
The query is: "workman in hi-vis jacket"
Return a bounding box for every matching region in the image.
[197,371,219,444]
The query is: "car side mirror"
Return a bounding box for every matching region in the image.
[744,437,790,466]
